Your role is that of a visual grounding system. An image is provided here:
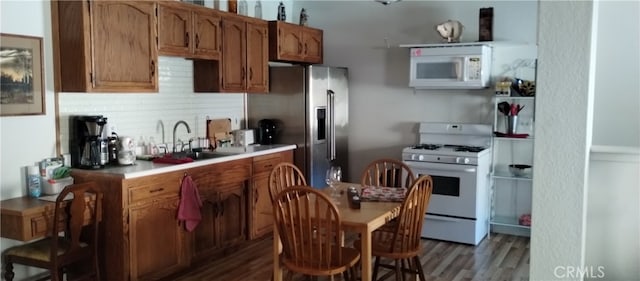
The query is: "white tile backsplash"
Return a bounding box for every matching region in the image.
[58,56,245,153]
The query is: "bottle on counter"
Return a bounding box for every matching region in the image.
[147,137,158,156]
[27,165,41,198]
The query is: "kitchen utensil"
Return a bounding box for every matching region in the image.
[506,115,518,134]
[498,102,511,116]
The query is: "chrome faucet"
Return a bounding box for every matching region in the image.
[156,120,165,145]
[172,120,191,153]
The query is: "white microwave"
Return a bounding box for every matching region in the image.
[407,44,492,89]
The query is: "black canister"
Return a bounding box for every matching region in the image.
[258,119,277,145]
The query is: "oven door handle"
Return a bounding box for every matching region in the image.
[420,167,476,173]
[424,214,464,223]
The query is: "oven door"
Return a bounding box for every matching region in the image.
[404,160,478,219]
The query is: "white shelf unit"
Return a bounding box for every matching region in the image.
[489,96,535,236]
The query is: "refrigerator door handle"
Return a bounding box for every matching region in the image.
[327,89,336,161]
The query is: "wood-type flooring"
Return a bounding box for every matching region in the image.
[170,233,530,281]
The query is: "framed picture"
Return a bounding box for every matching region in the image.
[1,33,45,116]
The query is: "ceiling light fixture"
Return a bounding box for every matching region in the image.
[375,0,402,6]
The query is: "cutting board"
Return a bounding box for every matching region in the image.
[207,118,232,148]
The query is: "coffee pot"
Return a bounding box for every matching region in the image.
[70,115,108,169]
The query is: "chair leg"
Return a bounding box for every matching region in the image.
[413,256,426,281]
[4,261,15,281]
[372,256,381,281]
[394,259,402,281]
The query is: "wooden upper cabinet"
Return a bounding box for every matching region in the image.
[194,14,268,93]
[245,18,269,93]
[158,2,221,60]
[55,1,158,92]
[220,15,246,92]
[268,21,323,64]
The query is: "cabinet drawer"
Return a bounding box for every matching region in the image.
[253,153,282,174]
[31,216,49,238]
[129,183,181,204]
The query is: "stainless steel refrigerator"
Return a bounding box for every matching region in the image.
[247,65,349,188]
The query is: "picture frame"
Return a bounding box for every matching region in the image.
[1,33,45,116]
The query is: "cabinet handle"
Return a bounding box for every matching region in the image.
[298,42,302,54]
[263,164,272,169]
[150,60,155,77]
[195,34,200,48]
[149,188,164,193]
[220,202,225,216]
[241,68,245,81]
[249,68,253,81]
[304,43,308,55]
[213,201,219,217]
[186,32,189,47]
[254,189,258,204]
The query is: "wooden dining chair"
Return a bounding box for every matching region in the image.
[268,162,307,203]
[357,175,433,281]
[2,181,103,281]
[360,159,415,188]
[273,186,360,281]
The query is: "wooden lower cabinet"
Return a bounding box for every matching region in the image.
[129,196,189,281]
[192,182,246,262]
[72,150,292,280]
[248,150,293,239]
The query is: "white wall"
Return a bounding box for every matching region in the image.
[584,1,640,280]
[1,1,58,278]
[586,146,640,281]
[591,0,640,147]
[531,1,594,279]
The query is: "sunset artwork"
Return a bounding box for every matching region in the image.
[1,46,35,104]
[0,34,44,116]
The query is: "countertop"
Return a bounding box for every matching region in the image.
[74,144,296,179]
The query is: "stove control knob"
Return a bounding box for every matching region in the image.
[456,157,470,164]
[418,155,424,161]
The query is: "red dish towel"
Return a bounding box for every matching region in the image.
[177,175,202,232]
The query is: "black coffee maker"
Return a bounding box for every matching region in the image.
[70,115,108,169]
[257,119,277,145]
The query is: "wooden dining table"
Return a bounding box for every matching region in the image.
[272,182,402,281]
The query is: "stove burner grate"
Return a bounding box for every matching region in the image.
[412,144,442,150]
[444,145,486,153]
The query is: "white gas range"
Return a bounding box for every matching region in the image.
[402,123,492,245]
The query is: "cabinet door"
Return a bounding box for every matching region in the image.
[218,183,246,246]
[221,15,246,92]
[191,189,220,261]
[90,1,157,91]
[129,197,188,281]
[302,28,323,64]
[193,9,222,59]
[250,173,273,239]
[245,20,269,93]
[275,24,304,61]
[158,2,192,56]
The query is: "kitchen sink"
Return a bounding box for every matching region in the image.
[144,150,241,164]
[189,151,239,160]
